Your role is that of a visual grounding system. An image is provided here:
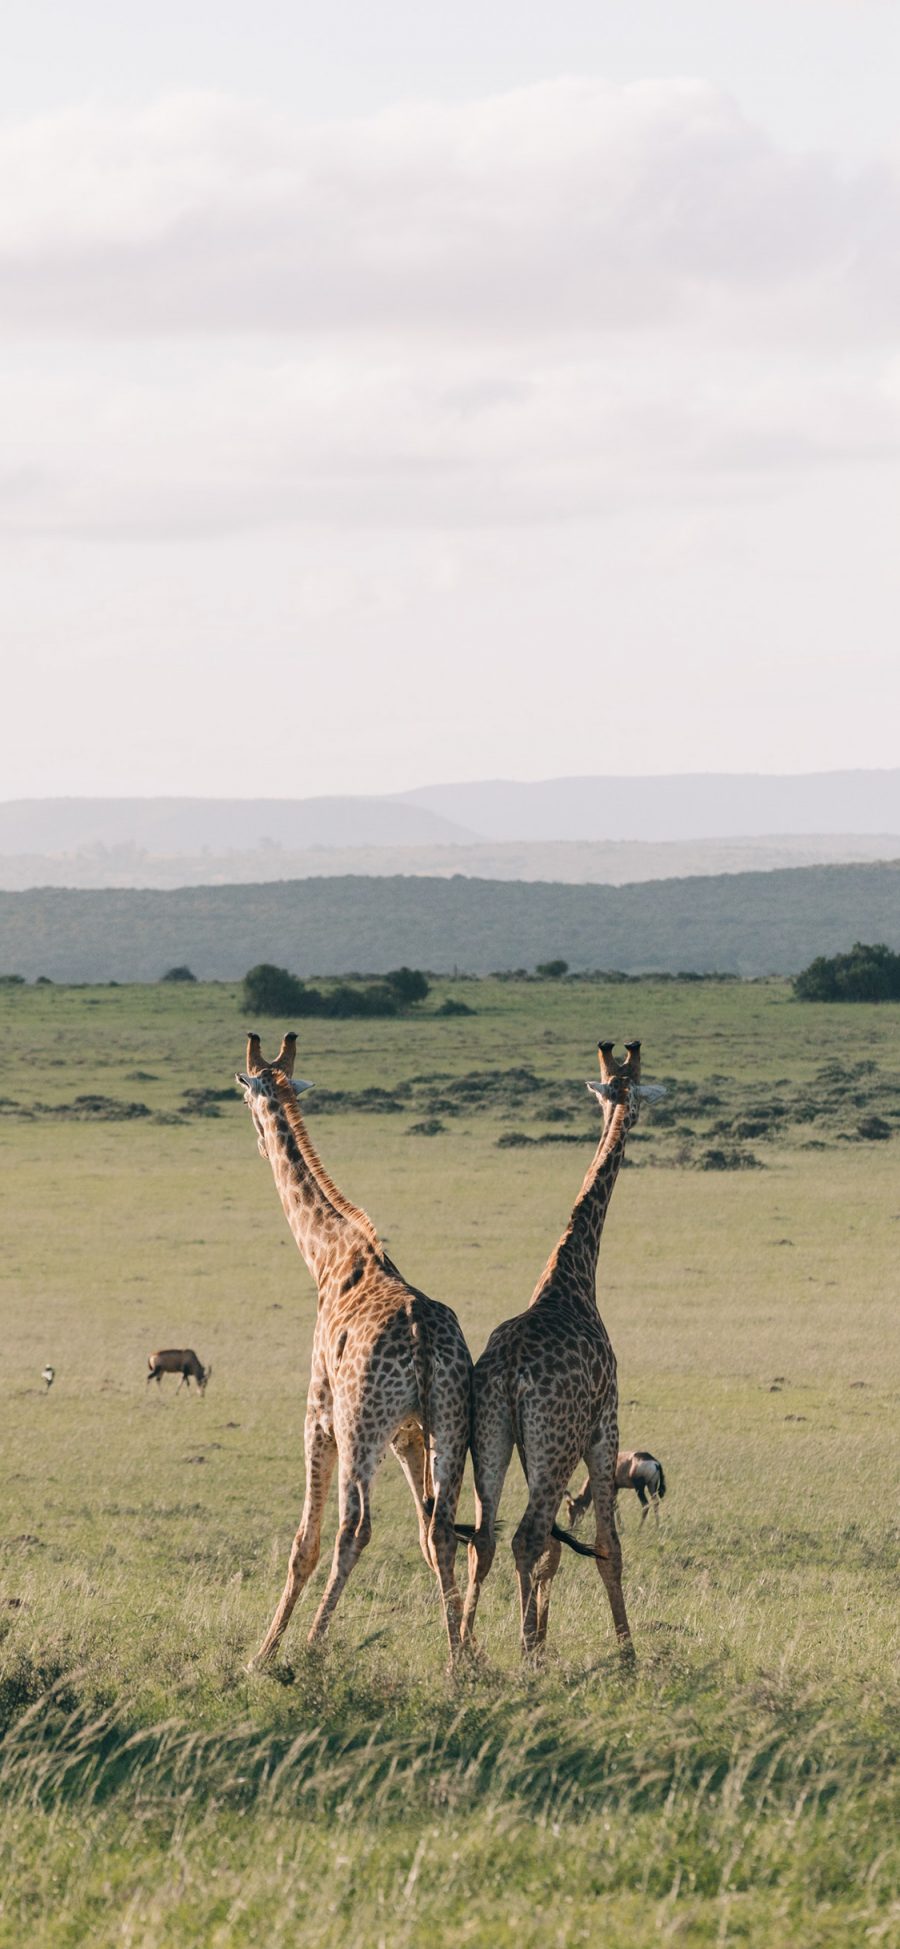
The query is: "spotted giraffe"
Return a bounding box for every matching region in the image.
[462,1039,658,1661]
[236,1033,472,1667]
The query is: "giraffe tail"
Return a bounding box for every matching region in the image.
[550,1522,610,1562]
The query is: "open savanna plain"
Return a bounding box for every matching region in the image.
[1,975,898,1948]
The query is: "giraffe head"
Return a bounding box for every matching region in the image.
[585,1039,665,1123]
[235,1031,313,1156]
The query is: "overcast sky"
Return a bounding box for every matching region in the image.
[3,1,900,800]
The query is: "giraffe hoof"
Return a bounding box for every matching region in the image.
[245,1650,283,1678]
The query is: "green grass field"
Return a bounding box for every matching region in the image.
[1,977,898,1946]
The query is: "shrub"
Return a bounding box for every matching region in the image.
[435,998,475,1017]
[793,942,900,1003]
[385,967,430,1004]
[695,1147,764,1171]
[240,965,400,1019]
[325,984,398,1019]
[241,963,308,1015]
[535,959,569,979]
[161,965,197,983]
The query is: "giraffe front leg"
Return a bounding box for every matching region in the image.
[250,1410,337,1668]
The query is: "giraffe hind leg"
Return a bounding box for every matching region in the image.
[391,1420,434,1569]
[585,1434,634,1661]
[307,1456,374,1645]
[425,1386,474,1664]
[512,1486,567,1660]
[461,1401,514,1650]
[533,1532,563,1649]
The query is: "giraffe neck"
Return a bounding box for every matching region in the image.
[254,1081,379,1288]
[530,1097,633,1307]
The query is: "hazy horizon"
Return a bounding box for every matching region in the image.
[6,761,900,804]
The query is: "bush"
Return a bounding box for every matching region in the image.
[535,959,569,979]
[793,942,900,1003]
[435,997,475,1017]
[161,965,197,983]
[241,963,309,1015]
[385,967,430,1005]
[695,1147,764,1171]
[325,984,398,1019]
[240,965,399,1019]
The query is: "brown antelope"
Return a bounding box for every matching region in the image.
[146,1349,210,1392]
[566,1449,667,1530]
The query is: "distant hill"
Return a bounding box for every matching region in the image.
[3,773,900,893]
[1,833,899,892]
[400,770,900,841]
[2,860,900,982]
[0,795,478,858]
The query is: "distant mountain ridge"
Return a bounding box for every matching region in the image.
[398,771,900,841]
[0,795,478,856]
[2,773,899,872]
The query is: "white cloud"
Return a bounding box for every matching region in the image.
[0,80,894,342]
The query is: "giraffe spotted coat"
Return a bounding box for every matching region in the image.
[462,1039,644,1660]
[237,1034,472,1666]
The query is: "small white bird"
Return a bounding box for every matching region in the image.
[41,1365,55,1391]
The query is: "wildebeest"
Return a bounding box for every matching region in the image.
[146,1349,210,1392]
[566,1449,667,1530]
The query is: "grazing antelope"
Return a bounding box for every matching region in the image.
[462,1039,665,1661]
[566,1450,667,1531]
[236,1032,472,1670]
[41,1365,55,1391]
[146,1349,210,1392]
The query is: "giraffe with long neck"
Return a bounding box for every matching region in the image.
[462,1038,649,1660]
[236,1032,472,1666]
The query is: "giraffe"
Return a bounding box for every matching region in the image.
[236,1032,472,1667]
[461,1039,657,1662]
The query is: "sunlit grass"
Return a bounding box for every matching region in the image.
[1,978,898,1944]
